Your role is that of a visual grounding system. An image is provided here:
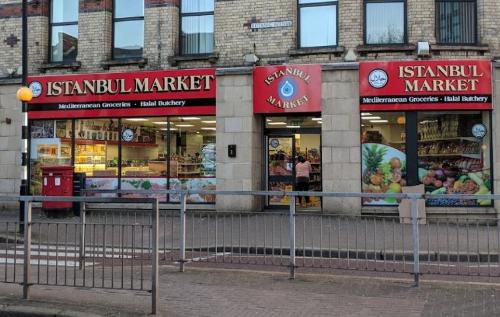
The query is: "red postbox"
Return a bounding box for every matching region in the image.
[41,166,74,211]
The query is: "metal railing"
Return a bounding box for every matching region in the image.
[0,195,160,315]
[1,190,500,315]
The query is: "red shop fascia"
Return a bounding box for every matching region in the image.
[253,64,322,115]
[27,68,216,119]
[359,59,493,206]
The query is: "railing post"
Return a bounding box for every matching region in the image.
[288,193,296,280]
[79,200,86,270]
[410,195,420,287]
[151,198,160,315]
[23,199,32,300]
[179,193,187,272]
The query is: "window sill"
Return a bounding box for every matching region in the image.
[289,46,345,57]
[101,58,148,70]
[168,53,219,66]
[39,61,81,72]
[432,44,489,54]
[356,44,416,56]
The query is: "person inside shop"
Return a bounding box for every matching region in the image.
[295,156,312,207]
[194,152,202,163]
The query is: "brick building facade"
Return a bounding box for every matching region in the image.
[0,0,498,215]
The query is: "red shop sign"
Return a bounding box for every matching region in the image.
[359,60,492,111]
[253,64,321,114]
[27,68,216,119]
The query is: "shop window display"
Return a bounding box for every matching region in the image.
[361,111,492,207]
[29,116,216,203]
[75,119,119,195]
[169,116,216,203]
[418,112,491,206]
[30,120,72,195]
[361,112,407,205]
[119,118,168,200]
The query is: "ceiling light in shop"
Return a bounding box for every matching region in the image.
[361,113,373,116]
[286,125,301,128]
[266,119,272,122]
[152,121,168,125]
[176,124,194,127]
[397,116,406,125]
[202,120,216,124]
[312,118,322,121]
[361,116,381,120]
[201,127,216,131]
[179,117,200,121]
[125,118,148,122]
[317,121,322,124]
[268,122,287,125]
[161,128,176,131]
[369,120,389,123]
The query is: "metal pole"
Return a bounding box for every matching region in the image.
[288,194,296,279]
[79,201,86,270]
[19,0,29,233]
[410,195,420,287]
[179,193,187,272]
[151,199,159,315]
[23,199,32,299]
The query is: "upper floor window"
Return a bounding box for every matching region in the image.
[298,0,337,48]
[181,0,214,55]
[365,0,406,45]
[436,0,477,44]
[113,0,144,59]
[50,0,78,62]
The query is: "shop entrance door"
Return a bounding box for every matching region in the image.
[266,134,322,210]
[267,136,295,207]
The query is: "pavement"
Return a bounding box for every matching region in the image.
[1,266,500,316]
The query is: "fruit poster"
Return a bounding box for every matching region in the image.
[121,178,167,202]
[170,178,216,203]
[362,143,407,205]
[85,178,118,197]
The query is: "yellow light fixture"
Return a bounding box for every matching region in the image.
[397,116,406,125]
[16,86,33,102]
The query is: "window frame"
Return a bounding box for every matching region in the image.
[112,0,145,60]
[179,0,215,56]
[297,0,339,49]
[49,0,79,63]
[435,0,478,45]
[363,0,407,46]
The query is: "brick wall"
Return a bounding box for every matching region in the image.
[0,0,496,75]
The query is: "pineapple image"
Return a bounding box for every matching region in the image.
[362,144,387,184]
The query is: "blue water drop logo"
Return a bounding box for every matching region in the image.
[278,78,298,100]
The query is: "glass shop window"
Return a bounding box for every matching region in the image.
[418,111,491,207]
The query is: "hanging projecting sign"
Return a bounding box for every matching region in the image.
[359,60,492,111]
[253,64,321,114]
[27,69,216,119]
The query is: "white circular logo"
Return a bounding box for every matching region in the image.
[29,81,42,98]
[472,123,487,139]
[270,139,280,148]
[368,69,388,89]
[122,128,134,142]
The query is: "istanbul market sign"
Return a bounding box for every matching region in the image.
[27,69,216,119]
[359,60,492,111]
[253,64,321,114]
